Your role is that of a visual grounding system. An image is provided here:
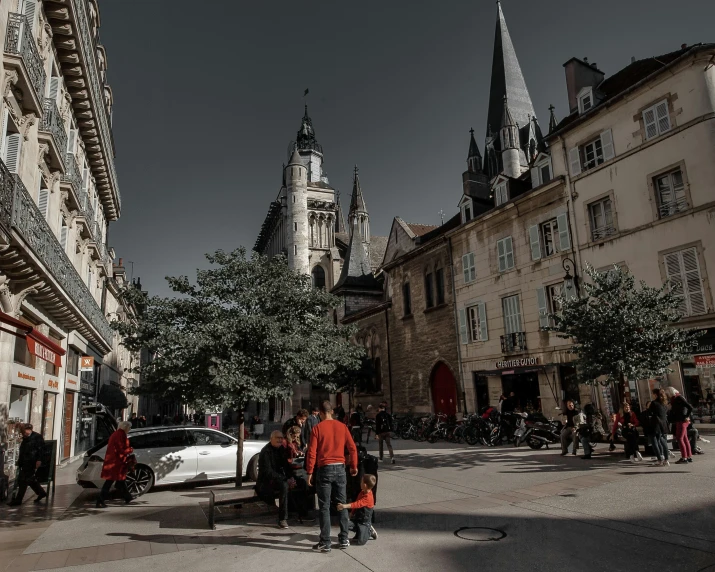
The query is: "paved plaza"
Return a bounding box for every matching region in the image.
[2,439,715,572]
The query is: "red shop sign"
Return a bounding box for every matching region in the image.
[694,354,715,368]
[26,337,62,367]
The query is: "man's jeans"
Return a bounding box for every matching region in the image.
[560,426,578,454]
[316,464,348,547]
[580,436,593,457]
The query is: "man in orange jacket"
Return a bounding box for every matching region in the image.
[306,400,358,553]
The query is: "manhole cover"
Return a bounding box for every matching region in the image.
[454,527,506,542]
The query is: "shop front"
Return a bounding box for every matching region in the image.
[679,328,715,421]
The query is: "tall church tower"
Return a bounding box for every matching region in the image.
[296,105,327,184]
[286,149,309,274]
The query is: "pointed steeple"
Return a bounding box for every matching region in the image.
[500,96,519,150]
[486,1,535,144]
[332,218,376,291]
[334,190,347,234]
[348,166,369,243]
[467,128,482,173]
[296,104,322,153]
[548,104,558,134]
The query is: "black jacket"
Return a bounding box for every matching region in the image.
[647,401,669,435]
[281,416,300,437]
[302,414,319,449]
[376,411,392,434]
[257,443,290,490]
[18,431,44,469]
[670,395,693,423]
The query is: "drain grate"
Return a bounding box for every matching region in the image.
[454,527,506,542]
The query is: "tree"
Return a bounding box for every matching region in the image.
[550,264,702,402]
[113,248,364,486]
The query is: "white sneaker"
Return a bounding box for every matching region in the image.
[370,525,378,540]
[663,460,670,467]
[636,452,643,461]
[630,456,638,463]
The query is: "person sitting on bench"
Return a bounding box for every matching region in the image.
[256,430,292,529]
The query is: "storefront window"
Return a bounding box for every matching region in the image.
[75,393,96,455]
[13,335,34,367]
[6,387,33,481]
[67,347,80,376]
[41,392,57,440]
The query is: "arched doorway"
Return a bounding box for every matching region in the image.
[431,362,458,416]
[312,266,326,289]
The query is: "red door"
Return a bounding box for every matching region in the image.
[431,362,458,416]
[62,392,74,459]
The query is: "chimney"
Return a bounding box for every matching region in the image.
[563,57,606,114]
[631,56,636,63]
[118,257,123,267]
[681,43,688,49]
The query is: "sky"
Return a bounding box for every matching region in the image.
[97,0,715,297]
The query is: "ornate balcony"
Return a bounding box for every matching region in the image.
[501,331,527,354]
[61,153,83,207]
[0,160,112,347]
[39,98,68,171]
[4,13,46,114]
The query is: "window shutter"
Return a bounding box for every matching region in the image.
[642,107,657,140]
[67,129,76,154]
[529,225,541,261]
[462,254,470,283]
[0,108,8,161]
[38,188,49,218]
[655,101,670,134]
[530,166,540,187]
[469,252,476,281]
[49,77,60,101]
[60,224,68,250]
[505,236,514,269]
[458,308,468,344]
[568,147,581,176]
[22,0,37,32]
[600,129,615,161]
[664,252,687,315]
[556,213,571,251]
[536,287,549,329]
[478,302,488,341]
[5,133,22,173]
[682,248,706,315]
[497,239,506,272]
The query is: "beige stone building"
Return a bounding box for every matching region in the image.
[0,0,135,476]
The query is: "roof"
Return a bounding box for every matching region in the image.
[486,2,535,139]
[551,45,708,135]
[332,221,380,292]
[406,223,438,237]
[369,235,388,270]
[349,167,367,215]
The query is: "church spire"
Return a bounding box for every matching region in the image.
[296,104,322,154]
[348,165,369,244]
[467,128,482,173]
[548,104,558,134]
[486,1,535,144]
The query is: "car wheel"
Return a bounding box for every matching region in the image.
[247,455,259,482]
[125,465,154,497]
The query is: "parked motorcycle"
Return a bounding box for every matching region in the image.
[515,413,563,450]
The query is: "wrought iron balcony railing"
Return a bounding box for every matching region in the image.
[40,98,68,158]
[501,331,527,354]
[62,153,82,192]
[0,161,112,344]
[658,196,689,218]
[4,13,46,106]
[591,225,617,241]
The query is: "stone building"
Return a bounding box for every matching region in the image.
[0,0,133,474]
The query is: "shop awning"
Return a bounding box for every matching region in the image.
[0,310,65,367]
[97,383,129,410]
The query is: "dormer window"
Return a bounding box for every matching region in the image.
[531,154,553,188]
[494,181,508,206]
[459,196,473,224]
[578,87,594,114]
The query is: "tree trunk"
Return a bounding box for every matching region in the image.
[618,372,630,409]
[235,409,244,488]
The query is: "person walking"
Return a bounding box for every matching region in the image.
[648,389,671,467]
[96,421,135,508]
[560,400,580,456]
[613,402,642,462]
[578,403,606,460]
[375,402,395,464]
[256,431,292,528]
[7,424,46,506]
[306,401,359,553]
[666,387,694,464]
[302,405,320,451]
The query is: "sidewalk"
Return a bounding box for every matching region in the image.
[2,441,715,571]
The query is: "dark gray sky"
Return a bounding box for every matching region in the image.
[98,0,714,296]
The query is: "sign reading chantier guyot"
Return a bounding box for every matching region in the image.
[694,354,715,368]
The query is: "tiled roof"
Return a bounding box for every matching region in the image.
[369,236,388,270]
[407,223,438,237]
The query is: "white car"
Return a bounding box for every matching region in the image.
[76,427,267,497]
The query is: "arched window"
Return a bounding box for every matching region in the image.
[312,266,326,289]
[373,357,382,392]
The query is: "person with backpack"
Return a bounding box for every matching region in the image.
[648,388,671,467]
[375,403,395,465]
[665,387,694,464]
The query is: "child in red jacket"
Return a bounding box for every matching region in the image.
[337,474,377,545]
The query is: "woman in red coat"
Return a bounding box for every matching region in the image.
[97,421,135,508]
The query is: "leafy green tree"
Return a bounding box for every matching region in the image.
[550,264,702,402]
[113,248,364,486]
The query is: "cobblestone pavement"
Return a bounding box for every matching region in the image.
[2,439,715,571]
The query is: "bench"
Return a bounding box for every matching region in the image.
[207,488,262,530]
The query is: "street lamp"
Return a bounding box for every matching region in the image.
[562,257,580,298]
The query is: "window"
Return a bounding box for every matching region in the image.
[460,198,473,224]
[655,169,687,218]
[494,182,508,206]
[497,237,514,272]
[643,100,671,140]
[502,295,523,334]
[537,283,567,329]
[462,253,476,283]
[435,268,445,305]
[588,198,616,241]
[578,88,593,114]
[130,429,190,449]
[403,282,412,316]
[45,333,61,376]
[190,430,232,446]
[568,130,614,176]
[60,220,68,251]
[67,347,79,376]
[663,247,707,317]
[467,303,488,342]
[13,317,35,367]
[531,157,552,187]
[311,266,325,290]
[530,214,570,261]
[424,272,434,308]
[293,222,297,232]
